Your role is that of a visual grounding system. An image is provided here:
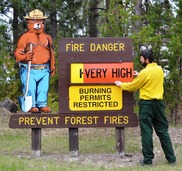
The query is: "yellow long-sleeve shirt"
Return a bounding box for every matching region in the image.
[120,63,164,100]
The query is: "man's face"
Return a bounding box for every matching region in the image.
[140,56,148,67]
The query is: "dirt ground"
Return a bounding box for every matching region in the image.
[1,107,182,169]
[37,127,181,169]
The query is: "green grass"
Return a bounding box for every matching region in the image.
[1,110,182,171]
[0,155,99,171]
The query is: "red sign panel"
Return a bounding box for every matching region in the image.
[83,63,133,83]
[71,62,133,83]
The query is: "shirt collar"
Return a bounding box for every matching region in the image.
[146,62,157,67]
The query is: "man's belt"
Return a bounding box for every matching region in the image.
[21,65,49,70]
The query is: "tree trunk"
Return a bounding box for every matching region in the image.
[88,0,99,37]
[134,0,143,32]
[12,5,19,46]
[50,0,57,40]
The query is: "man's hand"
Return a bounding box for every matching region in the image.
[134,70,139,76]
[26,51,33,61]
[114,81,122,86]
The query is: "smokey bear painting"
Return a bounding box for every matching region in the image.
[14,9,55,113]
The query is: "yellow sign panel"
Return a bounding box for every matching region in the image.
[69,85,122,111]
[71,63,84,83]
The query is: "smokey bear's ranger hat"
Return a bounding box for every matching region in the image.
[24,9,48,19]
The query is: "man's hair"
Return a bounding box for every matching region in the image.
[140,49,154,63]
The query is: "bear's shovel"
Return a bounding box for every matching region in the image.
[19,44,32,112]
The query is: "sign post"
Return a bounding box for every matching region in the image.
[31,127,41,157]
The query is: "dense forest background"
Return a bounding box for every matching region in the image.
[0,0,181,125]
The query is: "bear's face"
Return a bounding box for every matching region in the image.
[27,19,44,33]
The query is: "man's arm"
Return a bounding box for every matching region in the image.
[114,71,146,92]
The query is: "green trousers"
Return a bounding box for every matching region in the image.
[139,99,176,164]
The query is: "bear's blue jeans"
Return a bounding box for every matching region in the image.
[19,63,50,108]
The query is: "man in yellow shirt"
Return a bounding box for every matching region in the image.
[115,50,176,165]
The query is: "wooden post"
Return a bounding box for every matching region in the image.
[31,128,41,157]
[69,128,79,157]
[31,112,41,157]
[116,127,125,157]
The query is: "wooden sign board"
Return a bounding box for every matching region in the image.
[9,113,137,128]
[9,37,138,128]
[58,37,138,127]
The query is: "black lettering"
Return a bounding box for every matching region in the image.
[90,69,96,78]
[112,68,131,78]
[120,68,126,78]
[85,69,90,78]
[112,68,117,77]
[96,68,102,78]
[80,69,83,78]
[126,68,132,78]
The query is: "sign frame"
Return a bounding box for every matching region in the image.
[57,37,138,128]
